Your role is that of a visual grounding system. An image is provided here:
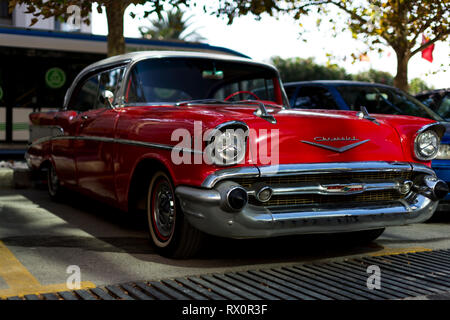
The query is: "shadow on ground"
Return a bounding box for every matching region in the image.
[3,187,450,269]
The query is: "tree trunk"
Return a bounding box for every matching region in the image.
[105,1,127,57]
[393,48,410,92]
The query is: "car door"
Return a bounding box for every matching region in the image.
[73,67,125,202]
[47,109,79,186]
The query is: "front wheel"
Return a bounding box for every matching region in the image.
[47,162,63,200]
[147,171,204,258]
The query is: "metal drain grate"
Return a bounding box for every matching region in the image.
[5,249,450,300]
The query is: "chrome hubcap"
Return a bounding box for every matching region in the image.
[48,166,58,195]
[153,180,175,239]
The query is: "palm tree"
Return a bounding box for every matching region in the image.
[139,9,205,42]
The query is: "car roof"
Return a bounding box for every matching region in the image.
[284,80,395,89]
[64,50,279,109]
[83,50,277,73]
[415,88,450,96]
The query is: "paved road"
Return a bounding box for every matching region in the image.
[0,187,449,298]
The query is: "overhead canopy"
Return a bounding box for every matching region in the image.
[0,26,249,58]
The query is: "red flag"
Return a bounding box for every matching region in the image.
[421,34,435,63]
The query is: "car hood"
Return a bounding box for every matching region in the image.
[124,104,437,166]
[239,108,436,165]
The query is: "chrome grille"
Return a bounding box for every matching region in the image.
[230,171,414,208]
[248,190,401,207]
[234,171,413,189]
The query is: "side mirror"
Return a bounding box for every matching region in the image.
[100,90,115,108]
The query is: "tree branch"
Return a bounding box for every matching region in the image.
[409,19,433,45]
[410,32,447,56]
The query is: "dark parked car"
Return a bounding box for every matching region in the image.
[416,88,450,121]
[284,80,450,211]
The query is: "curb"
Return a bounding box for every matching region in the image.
[0,169,13,189]
[0,168,33,189]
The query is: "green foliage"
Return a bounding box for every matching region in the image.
[270,56,427,89]
[210,0,450,90]
[409,78,434,95]
[352,69,393,85]
[8,0,191,56]
[8,0,191,25]
[271,56,351,82]
[139,8,204,41]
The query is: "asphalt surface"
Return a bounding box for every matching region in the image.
[1,186,450,298]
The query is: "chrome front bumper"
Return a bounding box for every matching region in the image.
[175,162,443,239]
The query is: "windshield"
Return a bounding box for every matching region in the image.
[336,85,443,121]
[417,92,450,121]
[124,57,286,106]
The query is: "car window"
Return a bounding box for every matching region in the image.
[336,85,443,121]
[416,93,441,111]
[70,74,100,112]
[292,86,338,109]
[124,57,283,105]
[417,96,435,108]
[97,67,125,109]
[437,94,450,120]
[284,86,297,101]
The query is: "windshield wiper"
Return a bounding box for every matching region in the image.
[175,99,233,106]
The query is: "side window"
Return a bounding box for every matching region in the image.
[125,67,146,103]
[418,97,435,108]
[125,63,191,103]
[284,86,297,100]
[293,86,338,109]
[71,74,100,112]
[416,94,440,110]
[437,94,450,119]
[98,67,125,109]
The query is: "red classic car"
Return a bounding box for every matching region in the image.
[26,51,448,258]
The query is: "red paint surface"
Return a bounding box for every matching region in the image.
[28,103,436,211]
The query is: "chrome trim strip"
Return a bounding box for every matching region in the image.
[247,181,402,197]
[202,166,260,188]
[28,135,203,154]
[176,186,221,204]
[410,162,436,176]
[201,161,416,188]
[300,139,370,153]
[416,122,446,139]
[63,60,132,110]
[259,161,413,177]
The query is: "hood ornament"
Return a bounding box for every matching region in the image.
[252,101,277,124]
[301,138,370,153]
[357,106,380,126]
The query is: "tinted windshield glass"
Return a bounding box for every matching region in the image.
[125,58,284,105]
[336,85,443,121]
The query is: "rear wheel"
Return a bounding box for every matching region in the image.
[47,162,63,200]
[147,171,204,258]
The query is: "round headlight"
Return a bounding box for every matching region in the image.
[414,130,440,161]
[437,144,450,160]
[208,128,247,166]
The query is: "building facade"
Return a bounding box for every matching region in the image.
[0,1,246,150]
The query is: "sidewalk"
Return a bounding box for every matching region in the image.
[0,161,30,189]
[3,248,450,300]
